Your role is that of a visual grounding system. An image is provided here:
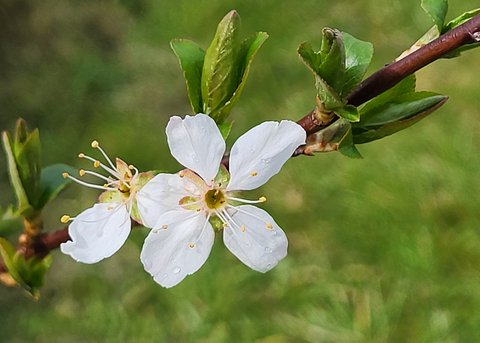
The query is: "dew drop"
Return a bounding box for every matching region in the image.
[265,246,273,253]
[173,266,181,274]
[261,158,271,165]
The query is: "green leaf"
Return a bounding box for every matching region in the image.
[13,128,41,205]
[360,75,416,115]
[421,0,448,33]
[2,131,31,214]
[218,121,234,140]
[338,124,363,159]
[444,8,480,31]
[35,164,77,209]
[202,10,241,119]
[0,237,21,282]
[170,39,205,113]
[341,32,374,96]
[12,253,52,299]
[353,92,448,144]
[213,31,268,123]
[317,28,345,93]
[359,92,445,126]
[0,205,22,235]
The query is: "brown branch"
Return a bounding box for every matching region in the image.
[1,14,480,277]
[297,13,480,136]
[0,228,70,274]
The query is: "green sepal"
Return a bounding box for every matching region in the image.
[130,171,155,224]
[35,164,76,210]
[170,39,205,113]
[421,0,448,34]
[202,10,241,118]
[209,216,224,232]
[353,92,448,144]
[214,164,230,187]
[0,237,52,298]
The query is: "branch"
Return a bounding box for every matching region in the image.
[297,13,480,136]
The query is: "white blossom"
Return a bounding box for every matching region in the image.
[60,141,153,264]
[138,114,306,287]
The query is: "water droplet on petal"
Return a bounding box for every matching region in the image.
[261,158,271,165]
[173,267,181,274]
[265,246,273,253]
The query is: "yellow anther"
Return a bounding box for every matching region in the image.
[188,243,195,249]
[240,225,246,232]
[60,215,71,224]
[93,160,100,168]
[104,184,110,188]
[79,169,86,177]
[179,170,185,178]
[223,223,228,228]
[250,171,258,177]
[259,196,267,202]
[161,224,168,230]
[62,172,70,179]
[196,208,201,212]
[266,223,273,229]
[91,140,99,148]
[78,153,85,158]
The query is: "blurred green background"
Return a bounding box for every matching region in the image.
[1,0,480,342]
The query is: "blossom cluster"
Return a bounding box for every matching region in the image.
[60,114,305,287]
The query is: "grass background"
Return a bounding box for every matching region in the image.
[1,0,480,341]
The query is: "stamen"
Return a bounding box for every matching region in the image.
[129,165,139,175]
[80,169,113,183]
[78,153,120,178]
[161,224,168,230]
[250,171,258,177]
[60,215,72,223]
[227,205,274,229]
[62,172,115,191]
[91,140,117,170]
[188,243,195,248]
[227,196,267,204]
[240,225,246,232]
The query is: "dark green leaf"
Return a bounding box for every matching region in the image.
[202,10,241,119]
[213,31,268,123]
[421,0,448,33]
[341,32,374,96]
[360,74,416,115]
[170,39,205,113]
[359,92,445,126]
[2,132,31,214]
[353,93,448,144]
[35,164,77,209]
[338,124,363,159]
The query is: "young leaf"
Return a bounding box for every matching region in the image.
[353,93,448,144]
[214,31,268,123]
[317,28,345,93]
[0,237,21,286]
[2,132,31,214]
[35,164,77,209]
[170,39,205,113]
[338,124,363,159]
[421,0,448,33]
[359,92,446,126]
[218,121,234,140]
[202,10,241,119]
[341,32,374,96]
[12,253,52,299]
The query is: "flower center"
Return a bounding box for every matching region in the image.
[204,189,226,209]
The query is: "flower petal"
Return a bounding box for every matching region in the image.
[227,120,306,191]
[223,205,288,272]
[60,202,130,264]
[141,210,214,288]
[136,173,198,228]
[166,114,225,184]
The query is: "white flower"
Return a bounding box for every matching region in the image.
[60,141,153,264]
[137,114,306,288]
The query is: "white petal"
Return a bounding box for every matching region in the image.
[227,120,306,191]
[140,210,214,288]
[166,114,225,184]
[223,205,288,272]
[60,202,131,264]
[136,173,198,228]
